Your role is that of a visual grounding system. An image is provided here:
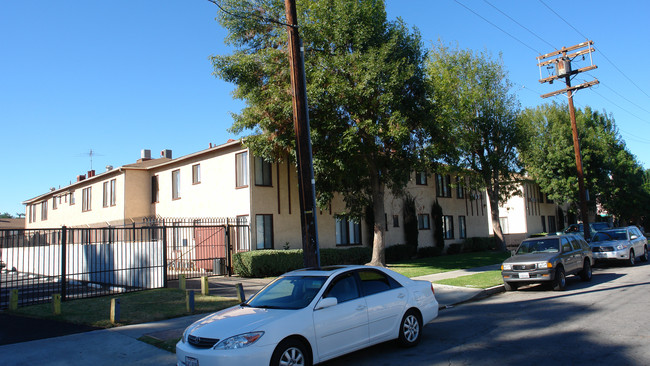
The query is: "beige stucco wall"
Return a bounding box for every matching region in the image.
[151,145,251,219]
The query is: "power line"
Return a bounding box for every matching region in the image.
[483,0,557,51]
[537,0,588,40]
[589,87,650,126]
[587,73,650,115]
[452,0,541,54]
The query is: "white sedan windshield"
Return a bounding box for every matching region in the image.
[246,276,327,310]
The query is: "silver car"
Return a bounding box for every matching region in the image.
[590,226,648,266]
[501,234,594,291]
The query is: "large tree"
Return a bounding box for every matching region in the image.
[518,102,650,225]
[425,43,521,251]
[212,0,434,265]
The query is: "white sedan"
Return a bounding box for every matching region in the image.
[176,265,439,366]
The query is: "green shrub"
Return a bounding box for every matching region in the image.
[461,237,497,252]
[385,244,417,262]
[417,246,443,258]
[446,243,463,255]
[232,247,372,278]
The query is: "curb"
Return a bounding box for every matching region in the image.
[439,284,505,310]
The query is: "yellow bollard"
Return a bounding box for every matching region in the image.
[186,290,195,313]
[52,294,62,315]
[201,276,209,296]
[110,298,121,324]
[179,274,186,291]
[9,289,18,311]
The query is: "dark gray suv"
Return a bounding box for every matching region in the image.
[501,234,594,291]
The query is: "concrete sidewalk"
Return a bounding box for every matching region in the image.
[0,265,504,365]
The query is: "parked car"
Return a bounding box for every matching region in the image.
[590,226,648,266]
[501,234,594,291]
[176,265,439,366]
[561,222,611,241]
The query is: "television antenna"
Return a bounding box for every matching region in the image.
[76,149,104,170]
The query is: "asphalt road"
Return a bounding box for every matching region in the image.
[322,261,650,366]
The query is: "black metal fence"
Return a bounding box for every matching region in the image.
[0,218,250,309]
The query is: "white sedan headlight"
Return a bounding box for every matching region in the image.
[615,244,624,250]
[214,332,264,350]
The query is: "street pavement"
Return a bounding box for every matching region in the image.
[0,264,503,366]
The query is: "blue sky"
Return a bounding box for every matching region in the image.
[2,0,649,216]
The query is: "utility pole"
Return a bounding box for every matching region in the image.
[284,0,320,268]
[537,40,599,241]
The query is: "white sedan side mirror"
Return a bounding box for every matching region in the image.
[314,297,338,310]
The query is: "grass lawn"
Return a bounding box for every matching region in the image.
[13,288,239,328]
[434,270,504,289]
[388,251,509,278]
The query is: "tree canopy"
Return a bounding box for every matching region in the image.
[212,0,434,265]
[425,42,521,250]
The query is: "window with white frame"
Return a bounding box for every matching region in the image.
[336,217,361,245]
[192,164,201,184]
[110,179,116,206]
[82,187,92,212]
[236,152,249,188]
[172,170,181,200]
[41,201,48,221]
[103,181,109,207]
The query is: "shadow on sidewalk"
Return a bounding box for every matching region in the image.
[0,313,101,346]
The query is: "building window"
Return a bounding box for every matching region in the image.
[393,215,399,228]
[336,217,361,245]
[82,187,92,212]
[110,179,116,206]
[456,176,465,198]
[255,157,272,186]
[256,214,273,249]
[459,216,466,239]
[53,197,58,210]
[152,176,159,203]
[70,191,75,205]
[236,152,249,188]
[172,169,181,200]
[236,215,250,252]
[436,174,452,198]
[443,215,454,239]
[41,201,48,221]
[418,214,430,230]
[415,171,427,185]
[28,205,35,223]
[103,181,109,207]
[192,164,201,184]
[548,216,557,233]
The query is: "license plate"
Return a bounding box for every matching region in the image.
[518,272,530,279]
[185,357,199,366]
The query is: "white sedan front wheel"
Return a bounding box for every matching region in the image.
[271,338,310,366]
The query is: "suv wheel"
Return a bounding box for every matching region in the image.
[579,260,592,281]
[552,267,566,291]
[504,281,518,291]
[627,249,636,266]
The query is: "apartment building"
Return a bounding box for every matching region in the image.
[23,140,555,251]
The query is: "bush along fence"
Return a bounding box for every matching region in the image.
[0,218,249,309]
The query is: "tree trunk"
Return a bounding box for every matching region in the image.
[486,183,507,252]
[367,173,386,267]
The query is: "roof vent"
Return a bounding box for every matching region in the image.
[106,165,113,171]
[77,174,86,182]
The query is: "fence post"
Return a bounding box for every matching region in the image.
[61,226,67,302]
[162,224,168,288]
[179,274,186,291]
[235,283,245,303]
[9,289,18,310]
[225,222,232,276]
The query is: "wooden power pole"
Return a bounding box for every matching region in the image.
[284,0,320,268]
[537,40,599,241]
